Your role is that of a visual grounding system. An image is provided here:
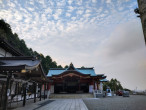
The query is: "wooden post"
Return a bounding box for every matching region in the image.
[97,81,99,90]
[33,82,36,103]
[44,84,46,100]
[23,83,27,107]
[15,82,17,95]
[93,80,95,90]
[78,79,80,91]
[63,80,65,92]
[17,82,19,102]
[0,82,4,108]
[3,73,12,110]
[40,84,42,101]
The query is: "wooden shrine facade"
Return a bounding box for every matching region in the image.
[47,63,107,94]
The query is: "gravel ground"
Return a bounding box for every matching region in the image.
[83,95,146,110]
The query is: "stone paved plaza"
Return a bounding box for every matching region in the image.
[83,95,146,110]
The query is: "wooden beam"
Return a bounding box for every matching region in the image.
[0,76,7,78]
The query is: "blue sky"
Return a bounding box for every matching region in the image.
[0,0,146,90]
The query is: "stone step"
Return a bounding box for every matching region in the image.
[49,93,93,99]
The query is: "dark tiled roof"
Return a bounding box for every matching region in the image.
[0,38,23,56]
[0,56,49,83]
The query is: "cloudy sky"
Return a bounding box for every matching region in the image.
[0,0,146,90]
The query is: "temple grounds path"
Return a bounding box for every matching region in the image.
[83,95,146,110]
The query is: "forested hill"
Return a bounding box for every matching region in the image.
[0,19,63,74]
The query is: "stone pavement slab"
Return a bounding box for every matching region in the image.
[13,99,88,110]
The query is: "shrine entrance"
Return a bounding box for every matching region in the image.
[65,77,79,93]
[54,76,89,93]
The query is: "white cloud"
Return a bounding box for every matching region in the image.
[7,2,16,8]
[71,17,76,20]
[96,7,103,13]
[76,10,84,15]
[68,0,73,5]
[29,0,34,5]
[53,9,63,20]
[57,9,62,15]
[45,8,52,15]
[76,0,83,5]
[83,13,91,18]
[41,14,47,22]
[27,7,34,11]
[85,9,91,13]
[92,0,96,3]
[56,0,66,7]
[68,6,75,12]
[66,13,71,17]
[14,11,23,21]
[106,0,111,4]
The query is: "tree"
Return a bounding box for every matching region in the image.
[57,65,63,68]
[81,66,85,68]
[123,88,131,92]
[64,65,69,68]
[0,19,12,34]
[50,61,57,68]
[103,78,123,92]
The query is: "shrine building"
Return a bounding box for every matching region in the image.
[0,38,49,110]
[47,63,107,94]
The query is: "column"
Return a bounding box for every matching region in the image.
[97,82,99,90]
[44,83,46,100]
[97,79,99,90]
[33,82,36,103]
[23,83,27,107]
[78,79,80,91]
[40,84,42,101]
[15,82,18,95]
[93,80,95,90]
[3,73,12,110]
[1,82,4,109]
[63,80,65,92]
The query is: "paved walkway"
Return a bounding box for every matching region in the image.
[13,99,88,110]
[83,95,146,110]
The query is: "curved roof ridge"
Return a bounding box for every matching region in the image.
[50,68,65,70]
[77,68,94,69]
